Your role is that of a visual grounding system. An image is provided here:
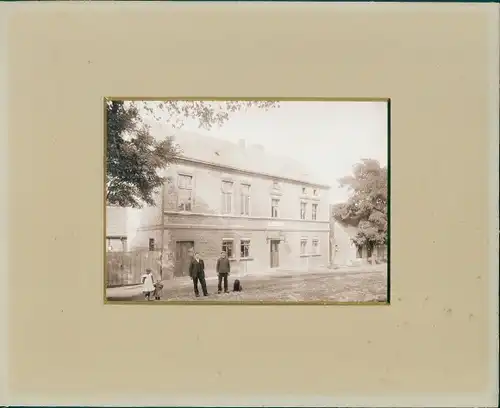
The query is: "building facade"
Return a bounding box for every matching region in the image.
[329,209,388,267]
[130,132,331,278]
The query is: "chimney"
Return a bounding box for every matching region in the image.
[238,139,246,149]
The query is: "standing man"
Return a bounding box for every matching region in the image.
[216,251,231,294]
[189,252,208,297]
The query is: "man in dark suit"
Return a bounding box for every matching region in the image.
[189,252,208,297]
[216,251,231,294]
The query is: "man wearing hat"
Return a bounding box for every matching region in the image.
[189,252,209,297]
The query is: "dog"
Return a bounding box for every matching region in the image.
[233,279,242,292]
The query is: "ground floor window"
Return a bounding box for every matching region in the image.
[300,239,307,255]
[356,245,363,258]
[377,245,386,258]
[367,245,373,258]
[222,239,234,258]
[240,239,251,258]
[312,239,319,255]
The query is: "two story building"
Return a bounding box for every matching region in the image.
[129,131,331,278]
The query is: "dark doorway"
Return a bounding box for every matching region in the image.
[175,241,194,277]
[270,239,280,268]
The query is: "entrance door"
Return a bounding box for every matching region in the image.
[270,240,280,268]
[175,241,194,277]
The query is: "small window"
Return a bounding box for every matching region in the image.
[149,238,155,251]
[312,204,318,221]
[313,189,318,196]
[271,198,280,218]
[178,174,193,189]
[301,187,307,194]
[300,239,307,255]
[222,239,234,258]
[312,239,319,255]
[300,202,307,220]
[272,180,281,190]
[240,240,251,258]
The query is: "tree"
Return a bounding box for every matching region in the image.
[106,100,279,208]
[332,159,388,263]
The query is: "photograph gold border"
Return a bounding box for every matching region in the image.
[103,96,391,306]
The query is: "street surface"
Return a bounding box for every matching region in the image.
[106,267,388,303]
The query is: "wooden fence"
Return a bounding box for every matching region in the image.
[106,250,162,287]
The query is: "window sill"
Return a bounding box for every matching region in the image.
[310,254,321,257]
[239,257,254,261]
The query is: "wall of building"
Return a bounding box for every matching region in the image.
[162,162,330,222]
[163,228,329,276]
[106,205,153,251]
[129,161,332,276]
[331,221,358,266]
[106,206,128,237]
[126,189,164,251]
[330,220,388,266]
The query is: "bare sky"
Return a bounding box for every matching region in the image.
[145,101,388,204]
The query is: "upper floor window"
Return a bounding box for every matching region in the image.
[301,187,307,195]
[240,184,251,216]
[312,203,318,221]
[177,174,193,212]
[272,180,281,190]
[300,202,307,220]
[271,198,280,218]
[313,189,318,196]
[178,174,193,189]
[221,181,233,214]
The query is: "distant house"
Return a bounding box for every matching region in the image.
[105,206,143,252]
[127,131,332,277]
[329,206,387,266]
[106,206,129,252]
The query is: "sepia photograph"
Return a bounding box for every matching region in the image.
[105,99,389,304]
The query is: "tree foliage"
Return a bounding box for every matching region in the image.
[106,100,279,208]
[332,159,388,249]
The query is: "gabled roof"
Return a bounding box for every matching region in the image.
[165,129,329,188]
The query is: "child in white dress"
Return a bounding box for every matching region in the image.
[141,268,155,301]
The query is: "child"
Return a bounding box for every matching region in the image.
[153,280,164,300]
[141,268,155,301]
